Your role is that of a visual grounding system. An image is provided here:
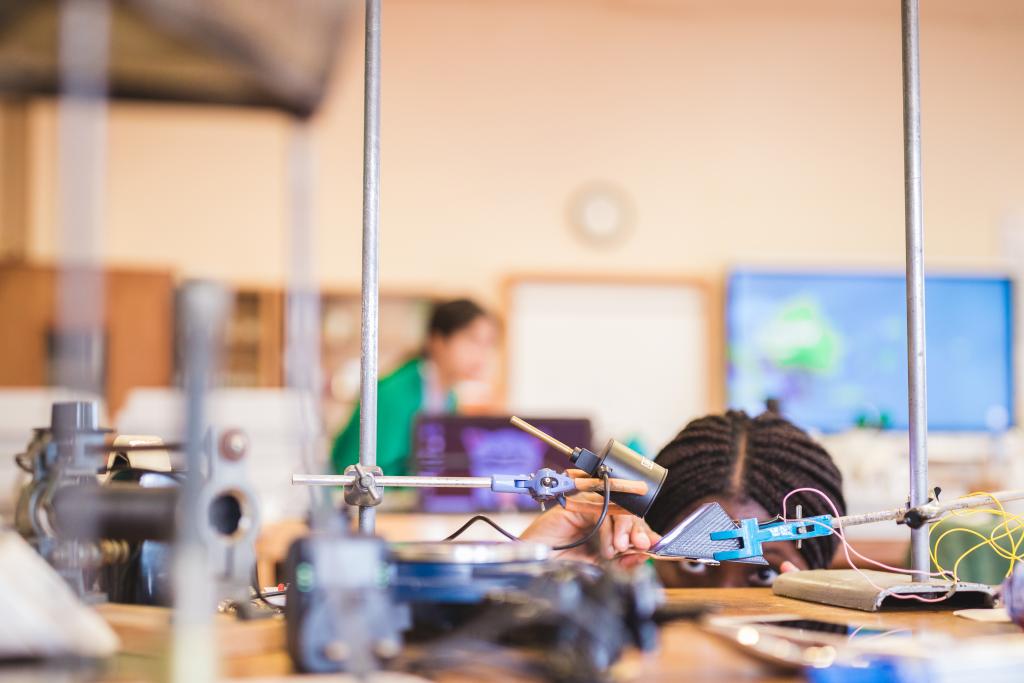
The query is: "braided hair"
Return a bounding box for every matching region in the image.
[645,410,846,569]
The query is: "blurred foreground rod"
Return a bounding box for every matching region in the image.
[172,283,229,683]
[54,0,109,397]
[285,120,339,532]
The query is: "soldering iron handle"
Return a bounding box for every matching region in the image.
[572,476,649,496]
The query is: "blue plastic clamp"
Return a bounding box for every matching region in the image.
[490,468,576,505]
[710,515,835,562]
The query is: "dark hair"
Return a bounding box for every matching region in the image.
[427,298,487,338]
[645,410,846,570]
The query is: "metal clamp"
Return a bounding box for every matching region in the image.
[903,487,955,529]
[710,515,834,563]
[343,464,383,507]
[491,468,575,507]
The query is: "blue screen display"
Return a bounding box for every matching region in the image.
[727,271,1014,432]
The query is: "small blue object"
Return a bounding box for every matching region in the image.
[490,468,575,506]
[805,659,901,683]
[710,515,834,562]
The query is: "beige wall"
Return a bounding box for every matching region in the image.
[17,0,1024,304]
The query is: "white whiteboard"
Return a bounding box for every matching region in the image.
[507,279,711,454]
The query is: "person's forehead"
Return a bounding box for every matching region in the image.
[669,494,771,528]
[464,316,496,335]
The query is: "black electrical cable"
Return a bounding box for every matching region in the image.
[444,514,521,542]
[443,471,613,552]
[552,472,610,551]
[106,466,179,475]
[251,565,285,612]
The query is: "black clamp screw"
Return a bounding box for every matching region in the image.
[902,486,943,529]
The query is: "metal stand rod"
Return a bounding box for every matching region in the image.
[294,474,494,488]
[358,0,383,534]
[901,0,930,581]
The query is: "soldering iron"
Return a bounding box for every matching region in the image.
[508,417,668,518]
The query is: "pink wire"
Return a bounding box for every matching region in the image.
[781,486,952,603]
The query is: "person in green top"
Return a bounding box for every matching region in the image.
[331,298,497,476]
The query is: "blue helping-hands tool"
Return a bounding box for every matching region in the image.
[490,468,576,507]
[710,515,835,562]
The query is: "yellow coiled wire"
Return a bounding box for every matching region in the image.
[928,491,1024,582]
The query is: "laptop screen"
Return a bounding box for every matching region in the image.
[412,415,592,512]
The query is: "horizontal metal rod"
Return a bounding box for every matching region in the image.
[834,507,908,529]
[294,476,1024,525]
[834,488,1024,529]
[293,474,494,488]
[906,489,1024,521]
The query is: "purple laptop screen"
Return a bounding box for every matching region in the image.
[413,415,592,512]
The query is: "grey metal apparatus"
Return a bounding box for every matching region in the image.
[297,417,653,507]
[300,417,666,523]
[336,0,946,566]
[358,0,384,535]
[900,0,930,583]
[767,0,1000,611]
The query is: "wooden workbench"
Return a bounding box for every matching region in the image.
[620,588,1021,682]
[256,518,912,586]
[90,588,1022,682]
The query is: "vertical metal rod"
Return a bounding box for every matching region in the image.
[54,0,108,610]
[285,121,335,532]
[55,0,109,399]
[900,0,930,580]
[358,0,383,534]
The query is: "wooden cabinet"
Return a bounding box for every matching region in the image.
[222,288,283,388]
[0,262,175,415]
[0,264,445,425]
[217,286,441,429]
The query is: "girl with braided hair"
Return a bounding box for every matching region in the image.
[522,410,846,588]
[645,409,846,587]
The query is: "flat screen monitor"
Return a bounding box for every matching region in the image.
[412,415,592,512]
[727,270,1014,432]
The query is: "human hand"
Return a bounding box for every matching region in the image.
[520,495,661,570]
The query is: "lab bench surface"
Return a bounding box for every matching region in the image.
[70,587,1022,682]
[635,587,1021,681]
